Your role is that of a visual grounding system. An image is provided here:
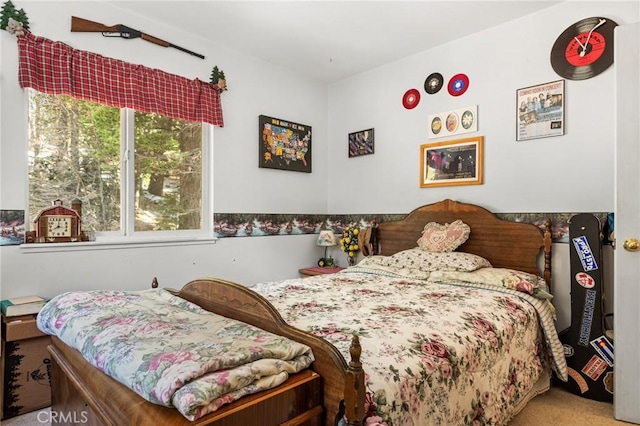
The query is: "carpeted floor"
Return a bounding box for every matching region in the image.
[0,386,633,425]
[510,385,629,425]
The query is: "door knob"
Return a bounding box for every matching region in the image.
[623,238,639,252]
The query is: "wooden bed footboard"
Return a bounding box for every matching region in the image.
[166,277,366,426]
[49,336,325,425]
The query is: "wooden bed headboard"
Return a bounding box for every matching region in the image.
[376,199,552,285]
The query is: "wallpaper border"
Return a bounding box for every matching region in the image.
[214,212,611,243]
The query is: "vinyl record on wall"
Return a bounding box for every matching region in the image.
[445,112,459,133]
[428,105,478,139]
[430,116,442,135]
[447,74,469,96]
[461,109,475,130]
[402,88,421,109]
[550,17,618,80]
[424,72,443,94]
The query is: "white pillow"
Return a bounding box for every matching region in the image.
[361,248,492,273]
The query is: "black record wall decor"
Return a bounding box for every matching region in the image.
[424,72,443,94]
[551,17,618,80]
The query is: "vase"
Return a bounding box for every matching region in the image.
[347,255,356,267]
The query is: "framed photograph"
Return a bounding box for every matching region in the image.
[420,136,483,188]
[0,209,25,246]
[516,80,564,141]
[259,115,312,173]
[348,128,374,157]
[428,105,478,139]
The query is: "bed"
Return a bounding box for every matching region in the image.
[41,199,567,426]
[249,198,568,425]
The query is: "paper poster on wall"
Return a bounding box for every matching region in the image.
[428,105,478,139]
[516,80,564,141]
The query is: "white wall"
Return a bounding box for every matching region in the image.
[327,1,638,214]
[1,1,638,326]
[326,1,639,331]
[0,1,330,299]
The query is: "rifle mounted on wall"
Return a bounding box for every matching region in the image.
[71,16,205,60]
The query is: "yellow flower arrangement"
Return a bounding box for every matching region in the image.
[340,225,360,265]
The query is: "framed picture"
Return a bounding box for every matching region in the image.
[0,209,25,246]
[516,80,564,141]
[428,105,478,139]
[420,136,483,188]
[348,128,374,157]
[259,115,312,173]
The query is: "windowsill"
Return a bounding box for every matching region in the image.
[19,236,218,253]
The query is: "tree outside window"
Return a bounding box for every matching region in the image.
[28,90,205,237]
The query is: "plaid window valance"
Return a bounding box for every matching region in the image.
[17,32,223,126]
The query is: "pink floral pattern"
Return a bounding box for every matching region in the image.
[253,267,566,426]
[431,267,555,301]
[417,220,470,252]
[36,289,314,421]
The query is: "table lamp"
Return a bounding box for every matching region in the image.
[316,229,337,267]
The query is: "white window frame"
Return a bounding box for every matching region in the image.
[23,94,216,251]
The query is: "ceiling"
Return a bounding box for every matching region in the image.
[109,1,563,83]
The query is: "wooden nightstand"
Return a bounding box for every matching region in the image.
[299,266,345,278]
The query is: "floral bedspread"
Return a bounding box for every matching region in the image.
[251,258,567,426]
[36,289,314,421]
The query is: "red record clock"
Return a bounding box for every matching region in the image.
[551,17,618,80]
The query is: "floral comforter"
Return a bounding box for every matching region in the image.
[36,288,314,421]
[251,251,567,426]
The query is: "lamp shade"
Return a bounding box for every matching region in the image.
[316,230,337,247]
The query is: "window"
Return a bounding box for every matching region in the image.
[28,90,212,241]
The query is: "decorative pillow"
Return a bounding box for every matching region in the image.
[431,268,553,300]
[358,248,492,277]
[417,220,470,252]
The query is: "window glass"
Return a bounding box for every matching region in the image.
[133,112,202,231]
[28,90,205,238]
